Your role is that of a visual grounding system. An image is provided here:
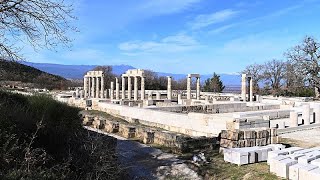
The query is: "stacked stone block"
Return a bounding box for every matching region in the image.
[119,124,136,138]
[220,128,278,148]
[268,146,320,179]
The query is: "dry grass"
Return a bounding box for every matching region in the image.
[182,149,281,180]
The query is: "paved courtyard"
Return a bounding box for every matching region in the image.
[280,128,320,146]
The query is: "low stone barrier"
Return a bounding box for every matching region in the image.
[83,114,218,153]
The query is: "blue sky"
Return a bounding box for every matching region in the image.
[24,0,320,74]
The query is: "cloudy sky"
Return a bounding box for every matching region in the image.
[24,0,320,74]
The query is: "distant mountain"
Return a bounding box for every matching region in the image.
[0,60,71,90]
[23,62,241,85]
[22,62,135,79]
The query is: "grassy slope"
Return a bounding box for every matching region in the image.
[0,91,119,179]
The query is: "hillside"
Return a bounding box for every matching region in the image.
[0,60,72,90]
[23,62,241,85]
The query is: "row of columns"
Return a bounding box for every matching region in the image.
[116,76,145,100]
[84,76,104,98]
[186,75,200,100]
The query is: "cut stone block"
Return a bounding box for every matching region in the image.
[243,130,256,139]
[267,150,289,164]
[292,148,314,155]
[298,164,319,180]
[256,147,273,162]
[245,139,256,147]
[232,149,250,165]
[289,153,306,160]
[227,130,239,141]
[270,155,290,174]
[307,168,320,180]
[256,138,267,146]
[298,151,320,164]
[274,158,297,178]
[311,158,320,167]
[289,164,305,180]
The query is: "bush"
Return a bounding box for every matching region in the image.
[0,91,119,179]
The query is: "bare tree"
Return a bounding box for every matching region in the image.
[0,0,76,60]
[92,66,116,89]
[286,36,320,97]
[263,59,286,92]
[284,61,306,92]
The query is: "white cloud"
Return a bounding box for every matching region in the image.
[118,34,200,54]
[138,0,202,15]
[209,23,237,34]
[189,9,239,30]
[208,4,303,34]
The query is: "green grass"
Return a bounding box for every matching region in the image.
[190,149,280,180]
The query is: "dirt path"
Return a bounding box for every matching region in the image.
[85,127,201,180]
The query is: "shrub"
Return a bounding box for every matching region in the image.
[0,91,119,179]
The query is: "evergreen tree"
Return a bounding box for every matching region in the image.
[203,73,225,92]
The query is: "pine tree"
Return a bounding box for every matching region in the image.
[203,73,225,92]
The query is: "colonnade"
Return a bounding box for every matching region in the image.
[118,75,145,100]
[83,71,105,98]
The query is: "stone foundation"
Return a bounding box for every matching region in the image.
[83,114,217,153]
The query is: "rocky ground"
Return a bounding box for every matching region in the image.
[85,127,201,180]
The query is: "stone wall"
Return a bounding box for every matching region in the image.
[83,114,217,153]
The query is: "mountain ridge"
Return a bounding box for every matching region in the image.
[22,62,241,85]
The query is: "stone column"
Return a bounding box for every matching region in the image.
[156,92,161,100]
[134,76,138,100]
[84,77,88,98]
[249,77,253,102]
[148,91,153,100]
[302,104,310,125]
[101,76,104,98]
[256,95,260,102]
[196,77,200,100]
[110,81,114,100]
[290,111,298,127]
[128,76,132,100]
[141,76,145,100]
[88,77,91,98]
[96,77,100,98]
[75,88,80,98]
[115,77,120,100]
[122,76,125,99]
[92,77,96,98]
[167,76,172,100]
[241,74,246,101]
[315,104,320,124]
[187,75,191,100]
[178,94,182,104]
